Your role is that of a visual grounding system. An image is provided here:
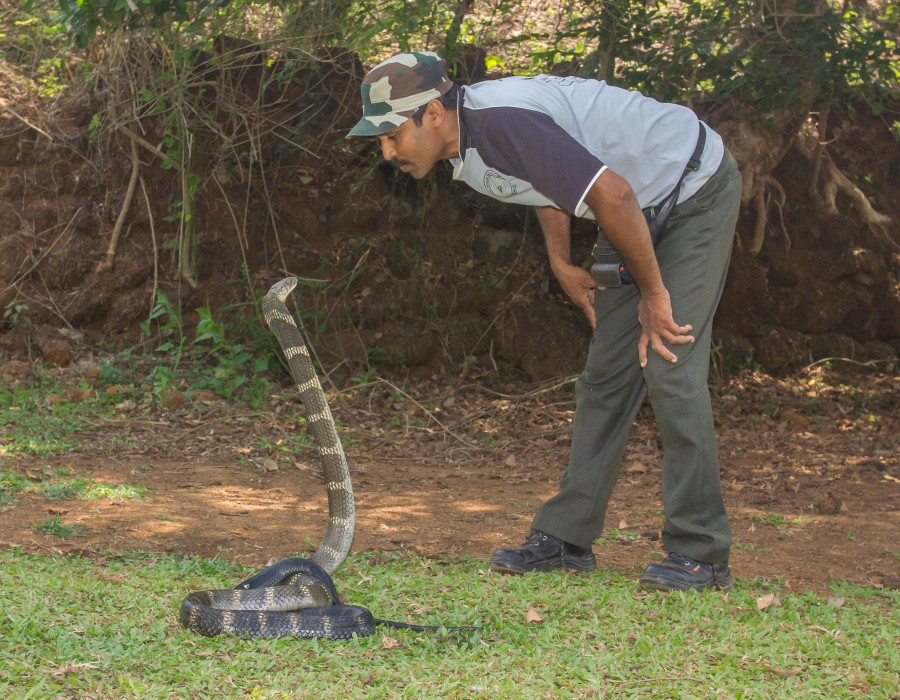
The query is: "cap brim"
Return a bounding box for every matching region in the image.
[346,119,398,138]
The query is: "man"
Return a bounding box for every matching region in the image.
[347,51,742,591]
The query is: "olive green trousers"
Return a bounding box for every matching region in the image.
[532,149,742,565]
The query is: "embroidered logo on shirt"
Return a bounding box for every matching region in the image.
[483,171,517,198]
[536,75,587,87]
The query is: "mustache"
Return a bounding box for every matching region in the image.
[390,157,413,169]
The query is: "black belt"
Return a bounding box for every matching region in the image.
[591,124,707,288]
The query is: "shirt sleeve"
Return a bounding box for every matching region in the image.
[463,105,606,214]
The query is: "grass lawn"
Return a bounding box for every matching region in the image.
[0,549,896,699]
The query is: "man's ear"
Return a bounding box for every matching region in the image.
[424,98,445,127]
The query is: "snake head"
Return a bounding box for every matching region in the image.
[266,277,298,302]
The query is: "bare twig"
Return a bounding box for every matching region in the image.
[0,102,54,141]
[804,356,896,371]
[750,181,767,254]
[97,134,141,272]
[807,109,829,202]
[2,208,82,295]
[139,174,160,307]
[373,377,484,450]
[118,125,180,170]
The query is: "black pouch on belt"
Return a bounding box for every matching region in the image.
[590,124,707,288]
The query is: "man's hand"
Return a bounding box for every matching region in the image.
[554,262,599,329]
[637,289,694,366]
[534,205,600,328]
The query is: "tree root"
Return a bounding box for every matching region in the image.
[715,110,800,255]
[96,134,140,273]
[750,175,789,254]
[795,117,894,247]
[719,110,894,255]
[114,124,198,287]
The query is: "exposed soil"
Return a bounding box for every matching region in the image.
[1,48,898,383]
[0,33,898,596]
[1,364,897,594]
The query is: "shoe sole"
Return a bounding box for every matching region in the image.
[489,555,597,575]
[638,574,732,592]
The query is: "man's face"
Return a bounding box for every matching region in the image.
[376,114,442,180]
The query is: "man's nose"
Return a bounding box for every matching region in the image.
[378,137,395,161]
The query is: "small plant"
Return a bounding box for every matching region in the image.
[597,528,640,544]
[761,402,778,418]
[733,541,770,553]
[366,345,388,366]
[140,290,184,349]
[146,363,178,399]
[86,112,103,141]
[422,301,439,324]
[0,469,31,498]
[350,368,378,385]
[32,514,90,539]
[0,466,30,506]
[751,512,796,529]
[2,299,29,328]
[137,290,188,399]
[41,481,79,500]
[192,305,270,400]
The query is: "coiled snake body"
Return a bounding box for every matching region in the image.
[180,277,376,639]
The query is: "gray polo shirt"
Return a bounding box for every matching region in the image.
[450,75,724,218]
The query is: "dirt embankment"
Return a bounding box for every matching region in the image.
[0,52,898,380]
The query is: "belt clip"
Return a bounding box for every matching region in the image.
[590,261,623,289]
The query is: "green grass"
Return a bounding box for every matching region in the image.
[751,513,804,530]
[0,354,276,459]
[0,384,86,457]
[39,474,148,501]
[0,360,143,457]
[733,541,770,553]
[0,468,30,506]
[0,467,147,507]
[0,550,895,699]
[31,514,90,539]
[596,528,641,544]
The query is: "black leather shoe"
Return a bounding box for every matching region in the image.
[489,530,597,574]
[639,552,733,591]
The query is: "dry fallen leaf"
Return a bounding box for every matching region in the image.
[256,458,279,472]
[765,666,803,677]
[625,461,648,474]
[779,409,811,429]
[50,662,99,679]
[526,608,544,624]
[380,635,401,649]
[756,593,781,610]
[618,519,629,529]
[49,543,88,556]
[827,597,845,608]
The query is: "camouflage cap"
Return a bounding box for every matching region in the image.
[347,51,453,138]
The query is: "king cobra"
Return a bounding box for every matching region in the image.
[179,277,376,639]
